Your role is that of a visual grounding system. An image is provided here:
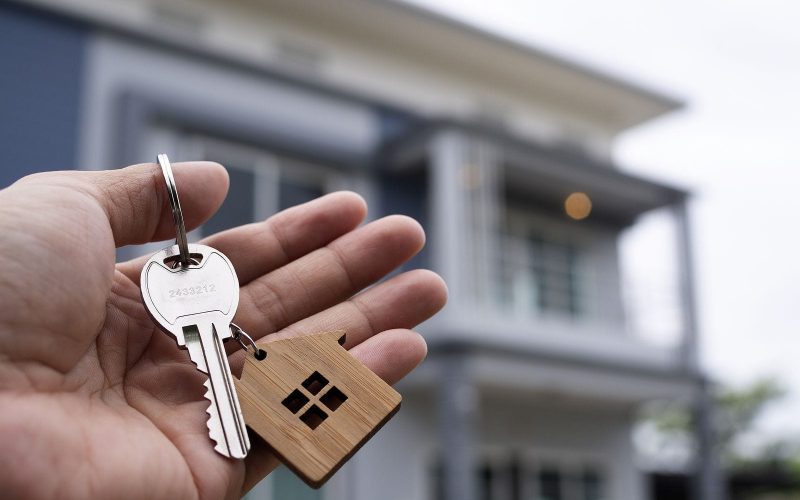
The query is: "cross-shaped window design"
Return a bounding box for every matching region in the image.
[281,371,348,429]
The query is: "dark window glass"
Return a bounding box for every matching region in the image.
[582,468,603,500]
[510,458,521,500]
[538,466,562,500]
[431,461,444,500]
[279,175,324,211]
[203,167,255,235]
[479,463,493,500]
[529,233,580,317]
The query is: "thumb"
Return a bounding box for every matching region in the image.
[85,161,229,248]
[0,161,227,372]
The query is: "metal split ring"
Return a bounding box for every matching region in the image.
[157,153,191,267]
[230,323,267,360]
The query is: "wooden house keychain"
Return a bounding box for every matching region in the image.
[141,154,401,487]
[231,327,402,488]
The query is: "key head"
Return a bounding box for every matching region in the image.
[141,243,240,346]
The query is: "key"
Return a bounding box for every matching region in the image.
[140,242,251,459]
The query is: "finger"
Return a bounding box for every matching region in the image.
[234,215,426,337]
[85,161,228,248]
[229,269,446,375]
[117,191,366,284]
[241,437,280,495]
[205,192,367,285]
[241,328,427,492]
[276,269,447,348]
[348,329,428,385]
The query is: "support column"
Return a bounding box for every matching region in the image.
[693,377,725,500]
[429,130,502,310]
[673,200,700,372]
[673,200,725,500]
[429,131,478,500]
[439,351,478,500]
[429,130,467,307]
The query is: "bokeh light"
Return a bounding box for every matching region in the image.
[564,192,592,220]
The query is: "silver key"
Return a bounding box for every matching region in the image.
[140,243,251,459]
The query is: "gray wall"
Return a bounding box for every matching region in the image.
[0,4,86,187]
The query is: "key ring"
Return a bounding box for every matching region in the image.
[231,323,267,360]
[157,153,191,268]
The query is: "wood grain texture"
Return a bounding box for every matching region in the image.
[235,330,402,488]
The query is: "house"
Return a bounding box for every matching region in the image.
[0,0,717,498]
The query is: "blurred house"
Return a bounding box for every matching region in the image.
[1,0,712,498]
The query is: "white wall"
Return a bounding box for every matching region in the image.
[338,391,645,500]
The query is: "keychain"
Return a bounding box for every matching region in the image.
[140,154,402,486]
[233,326,401,488]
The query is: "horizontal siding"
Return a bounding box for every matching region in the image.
[0,4,86,187]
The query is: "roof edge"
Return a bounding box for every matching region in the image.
[386,0,685,114]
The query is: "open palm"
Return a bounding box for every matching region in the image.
[0,162,446,499]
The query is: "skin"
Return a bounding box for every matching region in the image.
[0,162,447,499]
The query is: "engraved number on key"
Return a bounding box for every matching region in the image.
[141,243,251,459]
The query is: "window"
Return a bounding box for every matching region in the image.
[498,211,586,319]
[527,233,581,316]
[279,167,326,212]
[202,165,257,236]
[186,136,339,236]
[432,454,606,500]
[538,465,562,500]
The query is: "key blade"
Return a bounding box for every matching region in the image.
[185,323,250,459]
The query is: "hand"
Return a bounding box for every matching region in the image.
[0,162,446,499]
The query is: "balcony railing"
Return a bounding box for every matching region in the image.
[425,130,697,370]
[488,206,687,353]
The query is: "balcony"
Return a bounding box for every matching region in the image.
[385,124,697,377]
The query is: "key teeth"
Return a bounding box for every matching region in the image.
[202,379,228,455]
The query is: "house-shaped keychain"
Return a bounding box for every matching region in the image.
[235,330,402,487]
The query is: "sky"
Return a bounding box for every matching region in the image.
[408,0,800,440]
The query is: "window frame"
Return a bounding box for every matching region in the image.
[499,207,595,321]
[430,447,609,500]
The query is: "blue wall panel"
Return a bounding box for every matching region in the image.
[0,5,86,187]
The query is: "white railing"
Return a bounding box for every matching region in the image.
[491,226,686,352]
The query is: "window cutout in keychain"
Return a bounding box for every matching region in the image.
[320,386,348,411]
[302,371,328,395]
[282,389,309,414]
[300,405,328,429]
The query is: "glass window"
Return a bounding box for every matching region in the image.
[538,466,562,500]
[431,455,605,500]
[499,223,584,319]
[528,233,580,317]
[279,174,325,211]
[202,165,256,235]
[581,468,604,500]
[188,137,336,237]
[479,463,494,500]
